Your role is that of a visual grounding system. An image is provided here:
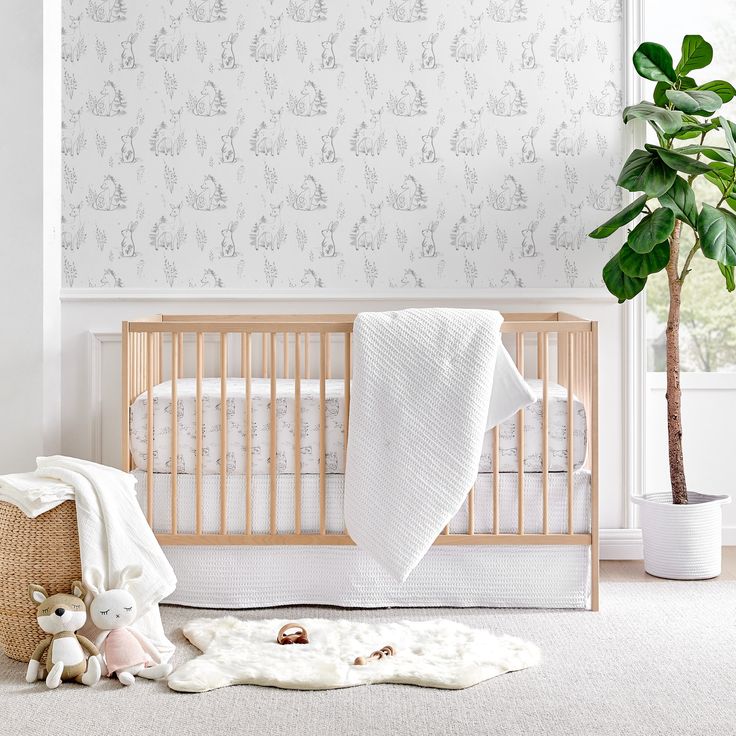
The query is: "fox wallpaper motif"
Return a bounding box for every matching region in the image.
[61,0,625,290]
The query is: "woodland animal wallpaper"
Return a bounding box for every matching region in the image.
[61,0,624,290]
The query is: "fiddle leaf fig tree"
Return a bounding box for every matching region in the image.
[590,35,736,505]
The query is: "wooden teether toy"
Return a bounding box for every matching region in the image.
[276,623,309,645]
[354,645,395,666]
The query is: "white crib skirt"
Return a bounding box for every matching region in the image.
[132,470,592,609]
[162,543,591,609]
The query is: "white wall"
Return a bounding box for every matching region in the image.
[0,3,46,472]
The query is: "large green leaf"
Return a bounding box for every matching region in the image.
[668,126,708,140]
[698,204,736,266]
[674,144,734,165]
[647,144,713,175]
[665,89,722,115]
[653,82,671,107]
[719,262,736,292]
[617,149,677,197]
[704,161,736,206]
[698,80,736,103]
[719,116,736,158]
[653,77,695,107]
[676,35,713,75]
[622,103,684,134]
[588,194,648,239]
[658,176,698,228]
[628,207,676,253]
[665,118,719,140]
[603,252,647,303]
[619,240,670,278]
[633,42,677,83]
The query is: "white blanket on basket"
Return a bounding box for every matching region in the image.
[0,472,75,517]
[344,309,535,581]
[35,456,177,662]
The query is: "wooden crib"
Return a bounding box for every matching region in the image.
[122,313,599,610]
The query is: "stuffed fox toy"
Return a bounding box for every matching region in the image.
[26,581,101,688]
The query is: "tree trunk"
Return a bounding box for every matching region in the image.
[665,221,688,504]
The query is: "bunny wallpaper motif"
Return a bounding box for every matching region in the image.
[61,0,625,290]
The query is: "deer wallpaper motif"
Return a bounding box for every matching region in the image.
[61,0,625,290]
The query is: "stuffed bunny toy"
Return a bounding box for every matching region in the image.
[86,566,172,686]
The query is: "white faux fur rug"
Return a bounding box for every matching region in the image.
[168,617,540,692]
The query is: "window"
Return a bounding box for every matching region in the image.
[645,0,736,372]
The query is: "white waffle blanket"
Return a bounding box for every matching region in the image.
[344,309,534,581]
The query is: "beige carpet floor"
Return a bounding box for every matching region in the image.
[2,570,736,736]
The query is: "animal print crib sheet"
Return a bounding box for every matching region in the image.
[129,378,586,475]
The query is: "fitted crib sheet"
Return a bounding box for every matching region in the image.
[132,470,592,537]
[130,378,587,475]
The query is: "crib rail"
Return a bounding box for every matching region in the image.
[122,312,598,610]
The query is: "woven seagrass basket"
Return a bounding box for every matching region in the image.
[0,500,81,662]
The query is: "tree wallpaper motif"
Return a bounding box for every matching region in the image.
[61,0,625,290]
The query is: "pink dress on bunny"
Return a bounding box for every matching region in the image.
[103,628,152,675]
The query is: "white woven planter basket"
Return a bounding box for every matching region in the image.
[633,492,731,580]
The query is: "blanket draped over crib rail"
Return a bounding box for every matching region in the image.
[344,309,534,581]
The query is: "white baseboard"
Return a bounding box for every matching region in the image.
[600,527,736,560]
[600,528,642,560]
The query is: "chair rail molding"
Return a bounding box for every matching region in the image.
[63,287,613,302]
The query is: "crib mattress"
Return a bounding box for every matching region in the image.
[132,469,591,537]
[129,378,587,475]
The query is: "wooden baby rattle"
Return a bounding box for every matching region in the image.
[276,623,309,645]
[354,645,395,666]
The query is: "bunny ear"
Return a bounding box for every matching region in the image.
[117,565,143,591]
[85,567,105,596]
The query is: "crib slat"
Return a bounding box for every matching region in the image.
[270,332,277,536]
[344,332,351,456]
[319,333,326,535]
[262,333,268,378]
[541,332,549,535]
[220,334,228,535]
[195,332,203,536]
[325,334,332,380]
[283,333,289,379]
[122,323,130,472]
[178,332,184,377]
[146,332,154,526]
[467,485,475,535]
[516,332,525,535]
[132,333,137,399]
[158,332,164,382]
[243,332,252,535]
[304,333,310,379]
[493,425,500,535]
[170,333,178,535]
[567,333,575,535]
[294,332,302,535]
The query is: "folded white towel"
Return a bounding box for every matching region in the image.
[35,456,177,663]
[0,472,75,517]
